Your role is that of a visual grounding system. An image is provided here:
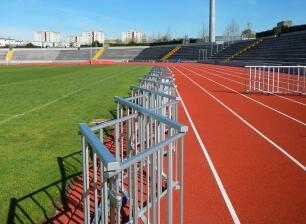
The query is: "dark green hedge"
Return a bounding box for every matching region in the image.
[109,39,183,47]
[256,29,276,38]
[282,24,306,34]
[256,24,306,38]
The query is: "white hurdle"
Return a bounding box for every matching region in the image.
[245,65,306,95]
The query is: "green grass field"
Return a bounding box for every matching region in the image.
[0,64,151,223]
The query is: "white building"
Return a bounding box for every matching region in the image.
[67,30,104,47]
[34,31,60,47]
[80,30,105,45]
[66,35,81,47]
[0,38,24,47]
[122,30,143,43]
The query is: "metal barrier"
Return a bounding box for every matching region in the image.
[80,67,187,224]
[245,66,306,95]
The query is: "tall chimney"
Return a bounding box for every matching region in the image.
[209,0,216,42]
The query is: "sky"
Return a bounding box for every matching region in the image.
[0,0,305,41]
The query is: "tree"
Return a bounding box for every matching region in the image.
[241,22,255,39]
[165,26,172,41]
[199,22,208,42]
[156,32,162,42]
[224,19,240,42]
[241,29,255,39]
[141,33,148,43]
[91,41,103,47]
[24,43,38,48]
[229,19,240,36]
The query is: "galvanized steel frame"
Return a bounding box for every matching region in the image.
[245,65,306,95]
[80,67,187,224]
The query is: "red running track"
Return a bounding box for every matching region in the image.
[167,63,306,223]
[54,62,305,224]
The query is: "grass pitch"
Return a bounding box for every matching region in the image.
[0,64,151,223]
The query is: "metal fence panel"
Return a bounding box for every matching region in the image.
[79,67,187,224]
[245,66,306,95]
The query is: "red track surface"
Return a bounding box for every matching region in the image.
[168,63,306,223]
[53,62,305,223]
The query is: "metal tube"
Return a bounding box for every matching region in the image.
[288,67,290,93]
[179,137,184,224]
[303,67,306,95]
[151,152,157,224]
[93,152,98,224]
[277,67,280,93]
[82,137,90,224]
[103,166,109,224]
[267,68,270,93]
[297,67,300,93]
[167,128,173,224]
[209,0,216,42]
[133,163,138,223]
[114,97,187,133]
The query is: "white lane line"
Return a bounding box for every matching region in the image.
[194,64,306,106]
[172,66,306,172]
[176,89,241,224]
[0,74,117,126]
[182,65,306,126]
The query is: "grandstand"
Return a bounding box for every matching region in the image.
[0,48,99,64]
[209,39,255,60]
[55,49,93,61]
[169,43,225,61]
[102,46,147,61]
[0,50,6,61]
[1,30,305,65]
[233,31,306,65]
[134,45,175,61]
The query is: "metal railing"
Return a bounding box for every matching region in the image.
[245,65,306,95]
[80,67,187,224]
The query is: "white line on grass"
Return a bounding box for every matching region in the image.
[0,66,144,126]
[173,66,306,171]
[183,65,306,126]
[176,88,241,224]
[0,74,117,126]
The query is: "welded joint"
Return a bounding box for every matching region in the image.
[110,190,122,209]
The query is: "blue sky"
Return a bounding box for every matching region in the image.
[0,0,305,40]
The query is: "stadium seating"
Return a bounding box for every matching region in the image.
[2,31,305,65]
[56,49,92,60]
[102,47,147,61]
[0,50,7,61]
[210,40,255,60]
[233,32,306,64]
[169,43,225,61]
[12,49,60,61]
[5,48,97,62]
[134,46,174,61]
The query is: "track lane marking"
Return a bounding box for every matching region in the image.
[172,66,306,172]
[195,64,306,106]
[182,65,306,126]
[175,88,241,224]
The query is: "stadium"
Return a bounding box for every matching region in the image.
[0,0,305,223]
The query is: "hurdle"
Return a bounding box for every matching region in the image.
[245,66,306,95]
[80,67,187,224]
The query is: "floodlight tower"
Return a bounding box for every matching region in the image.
[209,0,216,42]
